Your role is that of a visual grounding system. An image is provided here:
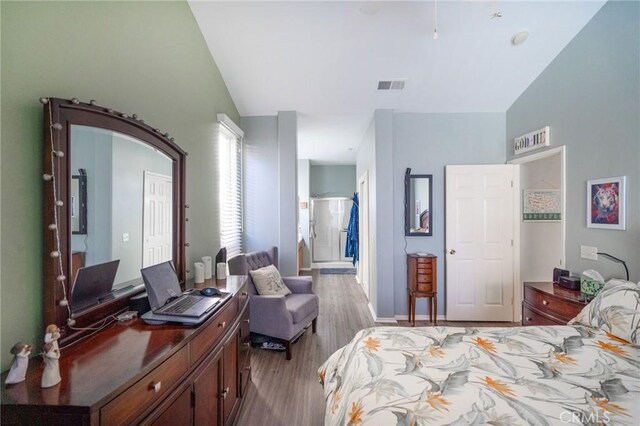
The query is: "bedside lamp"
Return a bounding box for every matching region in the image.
[597,252,629,281]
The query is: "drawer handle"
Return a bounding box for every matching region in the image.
[219,321,226,328]
[542,300,548,306]
[242,292,248,296]
[221,387,230,399]
[244,366,251,372]
[526,317,532,322]
[244,342,251,347]
[244,319,250,324]
[149,381,162,393]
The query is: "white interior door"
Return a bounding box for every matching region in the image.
[143,171,173,268]
[445,165,515,321]
[359,172,370,300]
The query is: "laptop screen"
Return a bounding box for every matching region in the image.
[71,260,121,313]
[141,261,182,310]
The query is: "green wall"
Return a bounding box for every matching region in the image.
[0,1,239,370]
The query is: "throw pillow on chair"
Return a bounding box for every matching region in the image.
[249,265,292,296]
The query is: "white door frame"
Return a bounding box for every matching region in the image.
[358,171,370,300]
[507,146,566,321]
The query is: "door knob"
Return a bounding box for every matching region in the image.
[449,249,456,255]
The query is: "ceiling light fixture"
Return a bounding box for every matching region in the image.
[490,12,503,19]
[511,30,530,46]
[433,0,438,40]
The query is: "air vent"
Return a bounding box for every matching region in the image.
[377,80,406,91]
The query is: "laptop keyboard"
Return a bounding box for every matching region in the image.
[158,296,201,314]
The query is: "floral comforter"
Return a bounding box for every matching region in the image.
[319,326,640,425]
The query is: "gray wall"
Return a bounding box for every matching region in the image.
[374,110,396,318]
[310,165,356,198]
[241,113,299,276]
[111,134,172,285]
[356,118,377,313]
[70,126,113,267]
[242,116,279,253]
[393,113,506,316]
[506,0,640,282]
[298,159,311,269]
[1,1,239,370]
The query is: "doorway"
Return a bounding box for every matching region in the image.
[358,171,370,300]
[509,147,566,321]
[310,197,352,265]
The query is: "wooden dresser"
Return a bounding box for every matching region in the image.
[1,276,251,426]
[407,254,437,326]
[522,282,587,326]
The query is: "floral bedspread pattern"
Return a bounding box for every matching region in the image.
[319,326,640,425]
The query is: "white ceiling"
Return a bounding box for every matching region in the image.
[189,0,605,164]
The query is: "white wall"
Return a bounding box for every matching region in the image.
[519,154,563,283]
[297,159,311,269]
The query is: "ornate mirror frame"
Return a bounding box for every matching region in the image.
[42,97,186,346]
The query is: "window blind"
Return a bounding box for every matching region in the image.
[218,123,243,259]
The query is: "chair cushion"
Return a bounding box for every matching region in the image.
[249,265,291,296]
[285,294,319,324]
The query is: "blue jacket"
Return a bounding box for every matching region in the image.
[345,193,359,265]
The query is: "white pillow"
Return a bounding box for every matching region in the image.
[569,279,640,344]
[249,265,292,296]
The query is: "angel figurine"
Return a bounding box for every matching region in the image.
[41,342,61,388]
[44,324,60,351]
[5,342,32,385]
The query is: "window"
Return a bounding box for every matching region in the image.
[218,121,243,259]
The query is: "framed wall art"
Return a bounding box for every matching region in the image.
[587,176,626,230]
[523,189,561,221]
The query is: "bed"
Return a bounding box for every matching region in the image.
[319,280,640,425]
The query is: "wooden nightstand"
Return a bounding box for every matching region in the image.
[407,254,437,326]
[522,282,587,326]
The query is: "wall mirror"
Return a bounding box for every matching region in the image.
[405,168,433,236]
[43,98,186,345]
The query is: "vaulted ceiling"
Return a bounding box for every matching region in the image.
[190,1,605,163]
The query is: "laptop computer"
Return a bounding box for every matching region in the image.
[71,259,120,313]
[140,261,229,325]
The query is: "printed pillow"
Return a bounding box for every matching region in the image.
[569,279,640,344]
[249,265,291,296]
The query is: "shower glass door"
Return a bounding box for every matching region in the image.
[311,198,352,262]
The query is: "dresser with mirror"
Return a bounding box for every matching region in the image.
[1,98,251,425]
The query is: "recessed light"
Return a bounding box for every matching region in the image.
[511,30,529,46]
[348,147,354,151]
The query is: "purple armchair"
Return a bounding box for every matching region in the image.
[228,247,318,360]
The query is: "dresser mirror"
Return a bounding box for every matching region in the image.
[404,169,433,236]
[43,98,186,345]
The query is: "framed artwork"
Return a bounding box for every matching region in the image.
[523,189,561,221]
[587,176,626,230]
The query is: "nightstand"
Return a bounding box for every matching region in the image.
[522,282,587,326]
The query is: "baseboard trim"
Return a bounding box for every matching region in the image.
[368,303,398,324]
[394,314,446,321]
[299,268,312,272]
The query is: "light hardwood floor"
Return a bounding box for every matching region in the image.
[236,271,518,426]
